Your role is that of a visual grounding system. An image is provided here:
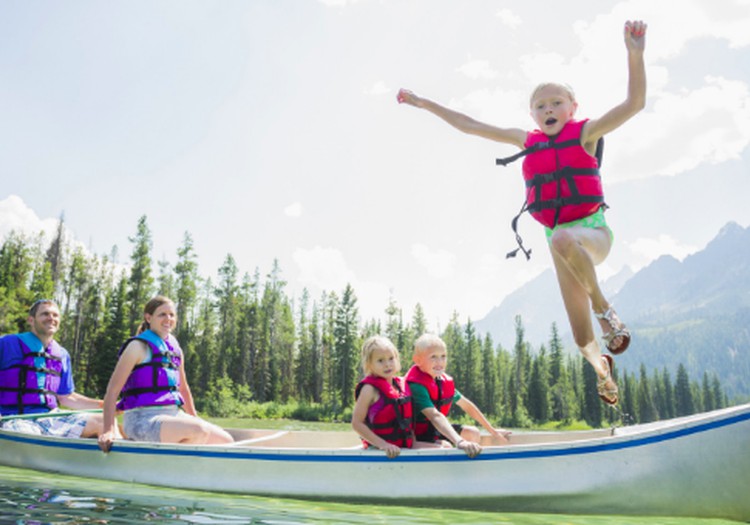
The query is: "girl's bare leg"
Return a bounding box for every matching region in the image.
[549,230,617,398]
[549,226,626,349]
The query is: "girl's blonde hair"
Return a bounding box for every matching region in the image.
[361,335,400,375]
[529,82,576,107]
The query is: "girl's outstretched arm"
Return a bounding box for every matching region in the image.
[582,20,647,147]
[398,89,526,148]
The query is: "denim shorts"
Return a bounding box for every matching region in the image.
[123,405,189,442]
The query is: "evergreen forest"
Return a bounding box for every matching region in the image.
[0,215,732,429]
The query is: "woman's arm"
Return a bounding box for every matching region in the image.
[97,342,146,452]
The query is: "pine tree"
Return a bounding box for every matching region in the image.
[528,347,550,424]
[126,216,154,334]
[461,320,480,403]
[157,259,176,299]
[661,368,675,420]
[702,372,714,412]
[332,284,359,408]
[295,289,315,402]
[45,213,65,287]
[193,278,219,399]
[0,232,35,333]
[480,334,499,417]
[509,315,531,426]
[90,273,130,395]
[637,364,657,423]
[320,291,338,405]
[547,323,574,422]
[215,254,240,380]
[173,233,200,373]
[234,272,259,393]
[675,363,694,417]
[582,357,603,427]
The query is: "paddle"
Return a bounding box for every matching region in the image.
[0,408,102,421]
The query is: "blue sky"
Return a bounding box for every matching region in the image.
[1,0,749,327]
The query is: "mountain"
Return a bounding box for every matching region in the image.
[475,222,750,399]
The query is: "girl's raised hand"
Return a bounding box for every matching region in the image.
[624,20,647,52]
[397,88,420,107]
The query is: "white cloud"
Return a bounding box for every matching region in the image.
[496,8,522,29]
[364,81,390,96]
[0,195,59,242]
[284,201,303,218]
[456,59,499,80]
[411,243,456,279]
[606,75,750,181]
[0,195,124,273]
[626,234,698,267]
[292,246,389,319]
[294,246,356,291]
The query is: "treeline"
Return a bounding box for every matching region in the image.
[0,216,730,428]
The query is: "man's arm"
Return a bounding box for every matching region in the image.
[57,392,103,410]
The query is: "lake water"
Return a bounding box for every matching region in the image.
[0,466,744,525]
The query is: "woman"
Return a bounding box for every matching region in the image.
[98,296,233,451]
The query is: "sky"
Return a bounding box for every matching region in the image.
[1,0,749,329]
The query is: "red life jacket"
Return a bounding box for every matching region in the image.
[404,365,455,442]
[521,119,604,228]
[496,119,605,259]
[355,375,413,448]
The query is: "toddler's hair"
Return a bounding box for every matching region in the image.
[361,335,400,375]
[529,82,576,107]
[413,333,447,355]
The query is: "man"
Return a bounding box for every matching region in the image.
[0,299,111,438]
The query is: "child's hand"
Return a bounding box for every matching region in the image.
[624,20,647,53]
[456,439,482,458]
[489,428,512,444]
[397,88,420,107]
[381,443,402,459]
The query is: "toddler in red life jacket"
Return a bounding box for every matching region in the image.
[406,334,511,458]
[352,335,426,459]
[397,20,648,408]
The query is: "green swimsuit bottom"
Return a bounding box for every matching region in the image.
[544,207,614,244]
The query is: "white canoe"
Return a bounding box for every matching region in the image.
[1,403,749,520]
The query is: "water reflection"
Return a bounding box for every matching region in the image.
[0,466,744,525]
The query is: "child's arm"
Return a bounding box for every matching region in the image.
[582,20,647,150]
[421,407,482,458]
[398,89,527,148]
[455,397,511,443]
[351,384,402,459]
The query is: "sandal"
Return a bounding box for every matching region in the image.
[595,306,631,355]
[597,355,619,406]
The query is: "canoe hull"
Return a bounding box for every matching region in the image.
[1,404,749,520]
